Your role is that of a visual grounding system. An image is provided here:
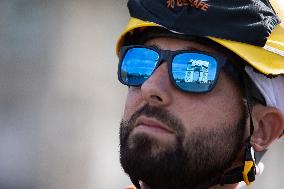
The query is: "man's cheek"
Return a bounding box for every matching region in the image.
[124,93,143,120]
[123,102,135,121]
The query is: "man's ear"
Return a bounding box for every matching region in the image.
[250,104,284,152]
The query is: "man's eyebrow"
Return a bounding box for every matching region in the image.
[147,44,213,53]
[147,44,160,49]
[185,46,200,51]
[186,45,218,54]
[148,44,206,51]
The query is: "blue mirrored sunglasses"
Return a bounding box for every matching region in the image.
[118,45,227,93]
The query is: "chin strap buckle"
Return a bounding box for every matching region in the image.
[242,160,254,185]
[242,141,256,186]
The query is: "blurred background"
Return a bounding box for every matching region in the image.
[0,0,282,189]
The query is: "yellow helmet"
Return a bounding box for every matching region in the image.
[116,0,284,76]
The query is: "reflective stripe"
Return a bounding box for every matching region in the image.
[263,45,284,57]
[242,160,255,185]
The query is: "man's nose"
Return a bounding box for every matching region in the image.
[140,63,173,106]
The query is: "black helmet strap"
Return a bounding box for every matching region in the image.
[213,71,257,187]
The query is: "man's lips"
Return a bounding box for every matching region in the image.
[134,116,175,134]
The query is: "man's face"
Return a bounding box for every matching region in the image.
[119,37,246,189]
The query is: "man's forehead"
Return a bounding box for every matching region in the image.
[144,36,220,55]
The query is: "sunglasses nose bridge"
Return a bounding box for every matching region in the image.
[157,50,171,67]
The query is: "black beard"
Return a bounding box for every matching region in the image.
[120,104,246,189]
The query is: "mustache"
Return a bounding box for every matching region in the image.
[122,104,183,133]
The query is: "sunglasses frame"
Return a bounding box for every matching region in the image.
[118,45,227,93]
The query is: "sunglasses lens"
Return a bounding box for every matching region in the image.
[172,53,218,93]
[120,47,159,85]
